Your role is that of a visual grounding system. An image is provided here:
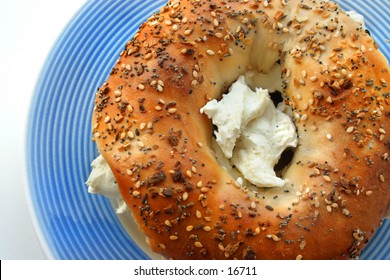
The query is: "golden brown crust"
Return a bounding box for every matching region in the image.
[91,0,390,259]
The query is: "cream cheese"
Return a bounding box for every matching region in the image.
[201,76,298,188]
[86,155,127,214]
[346,11,366,30]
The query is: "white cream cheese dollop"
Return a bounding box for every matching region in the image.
[346,11,366,30]
[201,76,298,188]
[86,155,127,214]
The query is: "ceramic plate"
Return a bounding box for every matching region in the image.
[26,0,390,259]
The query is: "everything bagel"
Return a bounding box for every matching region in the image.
[91,0,390,259]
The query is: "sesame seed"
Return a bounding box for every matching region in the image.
[197,181,203,188]
[155,105,162,111]
[213,18,219,26]
[300,240,307,250]
[267,234,280,241]
[138,84,145,91]
[323,175,331,182]
[137,141,145,148]
[196,210,202,218]
[132,191,140,197]
[206,49,215,56]
[379,174,385,183]
[186,225,193,232]
[184,29,193,35]
[342,209,350,216]
[158,243,166,249]
[333,73,341,79]
[366,191,373,196]
[200,187,209,193]
[170,235,178,241]
[186,170,192,178]
[165,220,172,227]
[203,226,212,232]
[168,108,178,114]
[194,241,203,248]
[183,192,188,201]
[346,126,354,133]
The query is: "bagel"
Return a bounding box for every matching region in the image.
[90,0,390,259]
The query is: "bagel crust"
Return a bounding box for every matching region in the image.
[91,0,390,259]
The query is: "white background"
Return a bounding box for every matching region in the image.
[0,0,85,259]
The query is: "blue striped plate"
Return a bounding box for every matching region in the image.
[26,0,390,259]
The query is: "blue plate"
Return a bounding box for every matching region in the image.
[26,0,390,259]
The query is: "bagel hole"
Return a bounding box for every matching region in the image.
[270,90,284,107]
[274,148,295,177]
